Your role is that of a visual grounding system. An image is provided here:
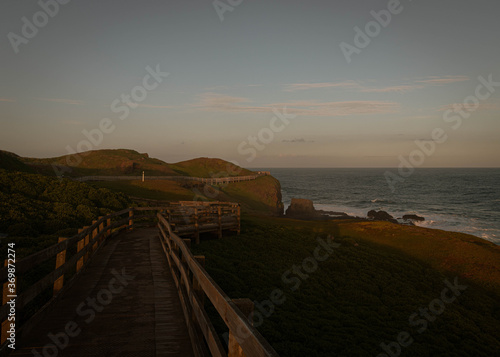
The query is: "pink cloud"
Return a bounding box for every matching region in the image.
[36,97,84,105]
[416,75,469,85]
[194,93,399,116]
[284,81,359,92]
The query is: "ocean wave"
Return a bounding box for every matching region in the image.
[370,198,396,204]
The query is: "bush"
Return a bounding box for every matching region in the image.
[0,169,131,237]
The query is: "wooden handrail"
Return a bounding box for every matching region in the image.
[157,213,279,357]
[0,208,141,347]
[1,202,273,356]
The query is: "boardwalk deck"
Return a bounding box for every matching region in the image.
[11,228,194,357]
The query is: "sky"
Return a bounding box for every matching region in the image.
[0,0,499,168]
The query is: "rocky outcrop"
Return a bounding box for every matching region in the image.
[403,214,425,222]
[367,210,398,224]
[285,198,320,219]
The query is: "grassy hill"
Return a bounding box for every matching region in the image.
[22,149,255,178]
[169,157,254,177]
[0,150,35,173]
[193,216,500,357]
[88,175,284,215]
[23,149,180,177]
[5,148,283,215]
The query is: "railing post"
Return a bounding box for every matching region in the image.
[92,220,98,253]
[228,298,254,357]
[106,218,111,238]
[218,206,222,239]
[1,259,16,344]
[128,209,134,230]
[76,228,84,272]
[237,204,241,235]
[99,217,104,243]
[53,237,67,296]
[194,208,200,244]
[83,226,90,263]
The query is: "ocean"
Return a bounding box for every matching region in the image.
[259,168,500,245]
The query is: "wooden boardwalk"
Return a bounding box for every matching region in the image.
[11,228,194,356]
[2,204,278,357]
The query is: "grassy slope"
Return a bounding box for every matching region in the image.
[337,220,500,296]
[193,216,500,357]
[22,149,254,178]
[88,180,203,201]
[221,176,284,214]
[0,150,35,173]
[169,157,254,177]
[23,149,180,176]
[89,175,284,215]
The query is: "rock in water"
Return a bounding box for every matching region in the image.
[285,198,320,219]
[403,214,425,222]
[367,210,398,224]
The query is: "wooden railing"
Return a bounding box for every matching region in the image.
[165,202,240,243]
[75,172,269,184]
[158,213,279,357]
[0,203,277,356]
[0,206,160,352]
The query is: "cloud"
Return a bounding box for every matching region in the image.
[438,102,500,112]
[36,97,84,105]
[194,93,268,113]
[273,100,399,116]
[284,77,467,93]
[0,98,15,102]
[416,75,469,85]
[285,81,423,93]
[284,81,359,92]
[282,138,315,143]
[359,85,424,93]
[194,93,399,116]
[134,103,174,109]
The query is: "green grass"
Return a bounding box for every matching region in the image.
[220,176,283,214]
[22,149,255,178]
[192,215,500,357]
[88,180,197,201]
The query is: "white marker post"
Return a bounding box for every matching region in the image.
[142,171,145,182]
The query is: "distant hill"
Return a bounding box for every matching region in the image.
[0,150,35,173]
[169,157,254,177]
[20,149,254,178]
[3,148,283,215]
